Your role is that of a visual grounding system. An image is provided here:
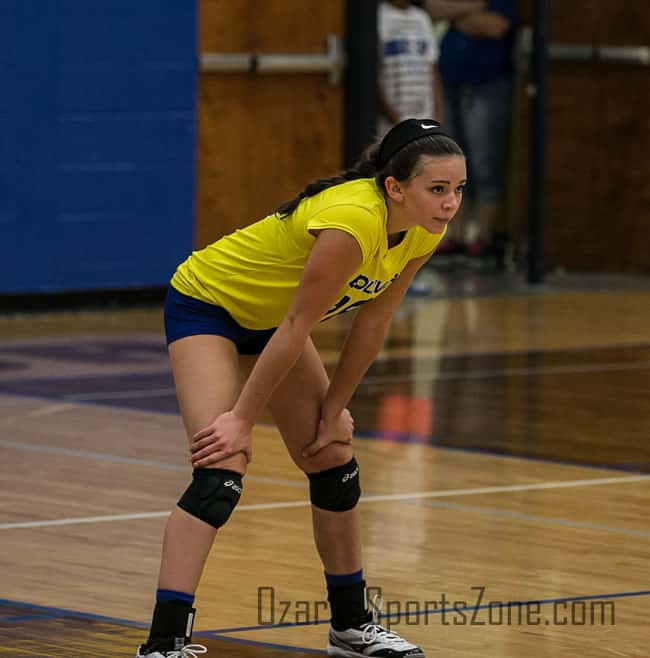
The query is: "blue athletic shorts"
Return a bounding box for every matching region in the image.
[164,285,276,354]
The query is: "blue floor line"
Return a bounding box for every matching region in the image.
[0,614,56,623]
[207,589,650,634]
[198,633,326,654]
[0,597,325,655]
[0,597,147,628]
[1,590,647,656]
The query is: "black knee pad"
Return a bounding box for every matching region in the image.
[307,457,361,512]
[177,468,243,529]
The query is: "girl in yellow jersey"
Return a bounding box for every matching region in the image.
[136,119,466,658]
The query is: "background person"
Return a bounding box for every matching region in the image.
[423,0,517,264]
[378,0,443,136]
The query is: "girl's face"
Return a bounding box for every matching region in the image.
[389,155,467,234]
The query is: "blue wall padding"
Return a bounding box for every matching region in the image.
[0,1,197,293]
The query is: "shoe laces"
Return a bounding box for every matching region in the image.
[165,645,207,658]
[361,594,410,648]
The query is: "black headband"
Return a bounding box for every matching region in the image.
[377,118,451,168]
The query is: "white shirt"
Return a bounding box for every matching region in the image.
[377,2,439,136]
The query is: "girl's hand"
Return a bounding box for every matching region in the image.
[190,411,253,467]
[302,408,354,458]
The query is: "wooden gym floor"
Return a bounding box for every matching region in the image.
[1,271,649,657]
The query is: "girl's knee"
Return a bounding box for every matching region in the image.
[200,453,248,477]
[300,442,354,475]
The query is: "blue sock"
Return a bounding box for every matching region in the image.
[156,588,195,606]
[325,569,364,588]
[325,570,367,630]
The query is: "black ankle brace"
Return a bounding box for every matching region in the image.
[146,600,195,651]
[328,580,370,631]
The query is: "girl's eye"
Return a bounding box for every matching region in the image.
[431,186,444,193]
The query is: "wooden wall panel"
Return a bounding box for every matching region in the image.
[200,0,254,51]
[534,0,650,44]
[543,69,598,269]
[545,0,597,43]
[516,0,650,273]
[196,0,344,248]
[595,1,650,45]
[197,75,342,246]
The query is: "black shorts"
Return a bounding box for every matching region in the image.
[164,285,276,355]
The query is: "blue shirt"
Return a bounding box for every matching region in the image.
[438,0,517,85]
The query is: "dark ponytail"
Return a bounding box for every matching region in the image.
[274,143,381,217]
[274,119,464,218]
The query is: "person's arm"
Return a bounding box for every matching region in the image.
[191,229,363,467]
[452,9,511,38]
[423,0,486,21]
[303,251,433,456]
[378,82,401,126]
[432,64,444,123]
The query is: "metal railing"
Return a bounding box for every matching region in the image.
[200,34,345,85]
[519,27,650,66]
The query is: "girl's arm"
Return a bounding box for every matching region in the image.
[452,10,512,38]
[424,0,486,21]
[378,82,402,126]
[233,230,363,422]
[191,229,363,467]
[433,64,444,123]
[303,251,433,456]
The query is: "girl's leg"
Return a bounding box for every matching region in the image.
[266,339,424,657]
[266,338,360,576]
[160,334,247,593]
[138,335,246,656]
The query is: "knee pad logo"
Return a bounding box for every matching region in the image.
[308,458,361,512]
[178,470,243,529]
[342,465,359,483]
[224,479,243,495]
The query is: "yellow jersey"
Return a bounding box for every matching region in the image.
[171,178,443,329]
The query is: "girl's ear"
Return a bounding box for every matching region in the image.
[384,176,404,203]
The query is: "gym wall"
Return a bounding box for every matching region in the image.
[0,1,197,294]
[516,0,650,273]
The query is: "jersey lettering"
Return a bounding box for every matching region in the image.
[323,272,400,320]
[325,295,351,316]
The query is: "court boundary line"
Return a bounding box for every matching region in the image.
[1,473,648,530]
[207,589,650,634]
[0,597,324,655]
[1,589,648,643]
[0,597,146,628]
[196,634,326,654]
